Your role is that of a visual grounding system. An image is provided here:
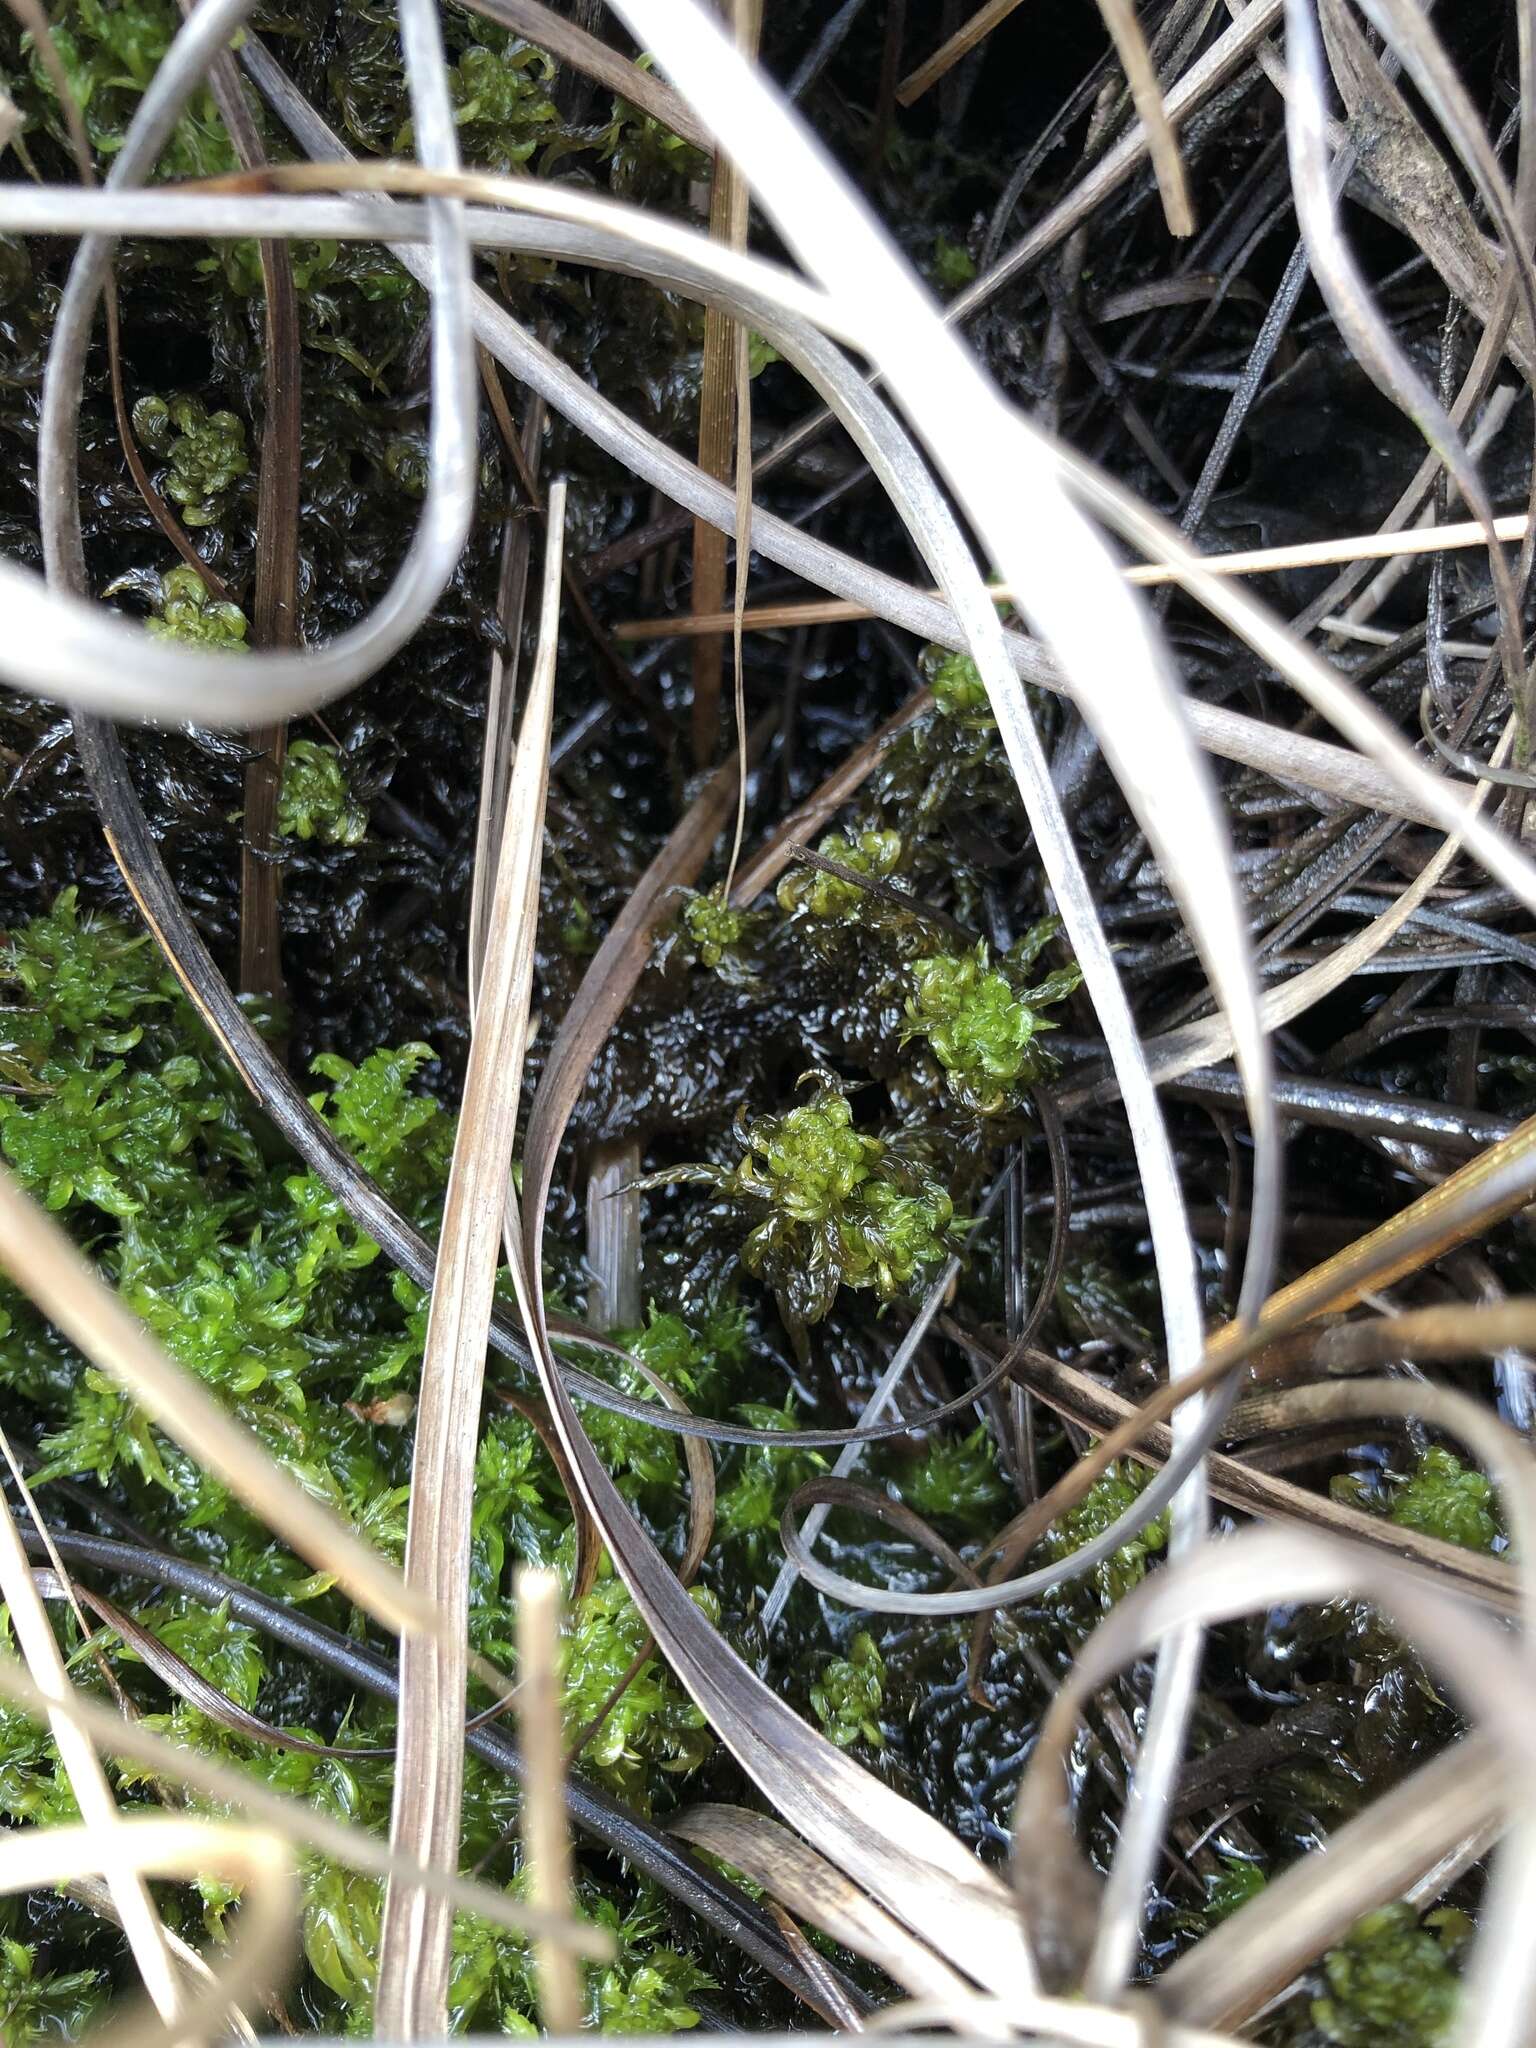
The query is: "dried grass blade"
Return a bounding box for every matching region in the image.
[1092,0,1194,236]
[669,1805,977,2002]
[0,1478,182,2026]
[0,1164,426,1634]
[375,483,565,2037]
[0,1817,298,2042]
[517,1567,581,2033]
[1161,1736,1502,2030]
[896,0,1030,106]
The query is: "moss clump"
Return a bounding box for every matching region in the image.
[885,1423,1007,1529]
[811,1631,885,1749]
[1045,1458,1168,1610]
[277,739,369,848]
[441,42,558,172]
[14,0,236,176]
[678,889,768,986]
[776,828,904,925]
[927,648,990,719]
[1389,1447,1501,1552]
[0,1930,103,2045]
[144,566,249,650]
[1313,1904,1469,2048]
[133,394,249,529]
[1331,1446,1502,1554]
[562,1570,715,1808]
[661,1073,959,1329]
[0,895,752,2027]
[903,923,1080,1116]
[1202,1858,1265,1925]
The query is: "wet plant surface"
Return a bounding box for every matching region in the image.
[0,0,1533,2041]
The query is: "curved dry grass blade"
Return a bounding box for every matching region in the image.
[668,1805,979,2002]
[0,1494,182,2027]
[375,474,564,2037]
[517,1568,581,2035]
[1095,717,1513,1094]
[0,1816,297,2047]
[781,1109,1536,1619]
[583,13,1265,1978]
[24,181,1490,832]
[607,0,1276,1334]
[34,0,477,727]
[1004,1342,1519,1609]
[1161,1737,1502,2031]
[0,1165,425,1633]
[30,1568,388,1761]
[514,756,1036,1998]
[1016,1516,1536,2043]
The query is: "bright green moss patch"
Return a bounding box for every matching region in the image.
[1313,1904,1469,2048]
[903,924,1080,1116]
[1331,1446,1502,1554]
[145,565,249,650]
[811,1631,885,1749]
[776,828,904,924]
[133,394,249,529]
[0,1930,103,2045]
[657,1074,959,1328]
[0,895,755,2029]
[1045,1457,1168,1610]
[277,739,370,847]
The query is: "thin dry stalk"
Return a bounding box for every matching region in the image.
[375,482,565,2037]
[614,509,1534,639]
[689,0,759,770]
[897,0,1031,106]
[0,1482,183,2028]
[516,1567,582,2033]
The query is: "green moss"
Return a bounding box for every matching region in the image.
[1389,1447,1501,1553]
[562,1570,714,1809]
[776,829,904,924]
[679,889,768,986]
[277,740,369,848]
[0,1933,103,2045]
[1313,1904,1469,2048]
[1331,1447,1502,1554]
[0,895,757,2026]
[1202,1857,1265,1925]
[713,1399,826,1576]
[930,236,977,292]
[16,0,237,177]
[441,42,558,172]
[1045,1457,1168,1610]
[133,395,249,529]
[810,1631,885,1749]
[925,648,991,719]
[886,1424,1007,1529]
[657,1074,959,1328]
[903,925,1079,1115]
[144,566,249,650]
